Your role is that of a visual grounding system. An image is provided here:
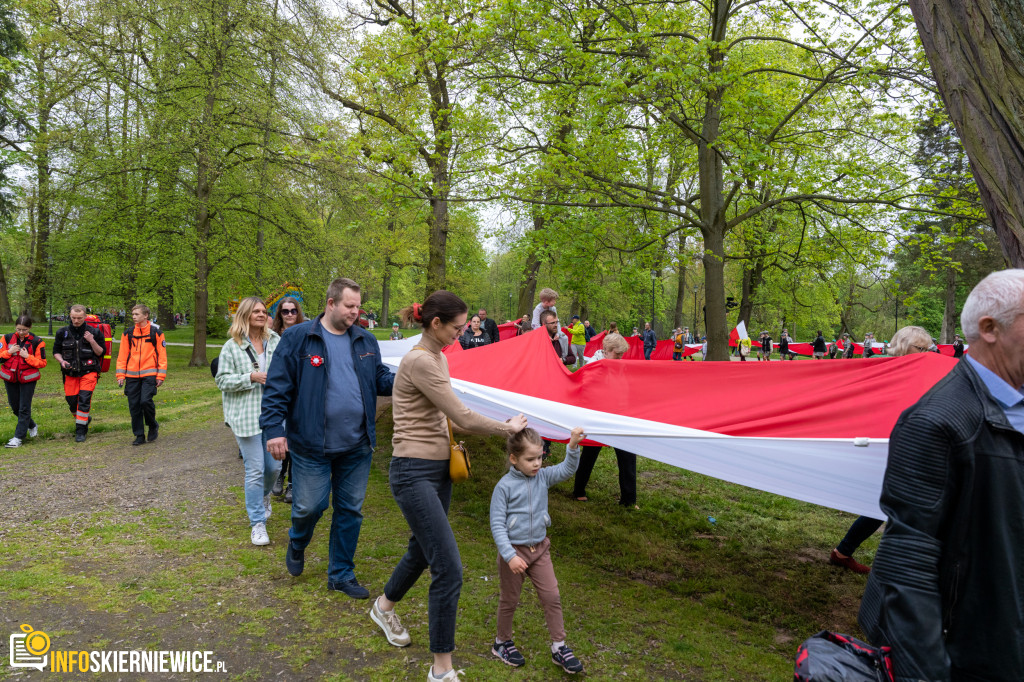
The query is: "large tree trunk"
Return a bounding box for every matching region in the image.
[26,81,51,319]
[909,0,1024,266]
[673,235,687,329]
[940,267,957,342]
[381,266,391,326]
[516,209,545,317]
[0,252,12,323]
[156,281,176,331]
[737,259,765,329]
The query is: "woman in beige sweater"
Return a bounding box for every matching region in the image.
[369,290,527,682]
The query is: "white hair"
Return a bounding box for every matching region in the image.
[960,269,1024,342]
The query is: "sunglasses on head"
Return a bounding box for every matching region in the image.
[281,309,298,315]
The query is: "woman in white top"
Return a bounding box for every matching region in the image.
[215,296,281,546]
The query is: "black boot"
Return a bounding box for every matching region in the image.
[283,484,293,504]
[75,425,87,443]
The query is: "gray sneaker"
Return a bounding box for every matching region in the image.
[263,494,272,521]
[370,597,411,647]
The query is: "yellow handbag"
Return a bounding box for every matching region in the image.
[448,419,471,483]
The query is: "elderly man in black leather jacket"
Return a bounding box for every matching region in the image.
[858,269,1024,682]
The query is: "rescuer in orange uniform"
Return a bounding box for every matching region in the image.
[54,304,107,442]
[116,304,167,446]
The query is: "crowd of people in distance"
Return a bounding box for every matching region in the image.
[3,271,1023,682]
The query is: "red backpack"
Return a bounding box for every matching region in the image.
[84,314,113,373]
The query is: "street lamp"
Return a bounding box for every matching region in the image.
[650,270,657,330]
[509,292,513,321]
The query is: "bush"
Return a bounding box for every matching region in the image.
[206,315,229,339]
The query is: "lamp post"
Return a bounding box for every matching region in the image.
[650,270,657,331]
[509,292,513,321]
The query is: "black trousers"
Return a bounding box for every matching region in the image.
[5,381,37,440]
[572,444,638,506]
[124,377,158,437]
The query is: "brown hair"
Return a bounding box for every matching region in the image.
[70,304,87,314]
[399,290,468,328]
[608,322,619,334]
[271,296,306,334]
[507,427,543,459]
[132,304,151,317]
[326,277,360,304]
[15,314,32,328]
[539,309,558,324]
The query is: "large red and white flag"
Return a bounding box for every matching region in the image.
[380,329,957,517]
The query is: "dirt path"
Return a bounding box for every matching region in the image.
[0,412,401,681]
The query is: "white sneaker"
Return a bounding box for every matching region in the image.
[427,667,464,681]
[263,494,272,521]
[250,522,270,546]
[27,426,38,438]
[371,597,411,647]
[5,437,22,448]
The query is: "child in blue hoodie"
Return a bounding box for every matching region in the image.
[490,426,585,673]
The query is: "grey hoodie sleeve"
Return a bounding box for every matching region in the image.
[541,445,581,487]
[490,480,518,563]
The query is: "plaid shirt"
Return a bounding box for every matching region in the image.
[215,331,280,437]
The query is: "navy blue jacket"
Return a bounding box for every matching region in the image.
[260,315,394,453]
[642,329,657,350]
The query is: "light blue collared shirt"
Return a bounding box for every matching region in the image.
[965,355,1024,434]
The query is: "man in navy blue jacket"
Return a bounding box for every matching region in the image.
[261,277,394,599]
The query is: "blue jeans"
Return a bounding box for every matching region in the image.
[383,457,461,654]
[288,440,373,584]
[644,347,653,360]
[235,431,280,526]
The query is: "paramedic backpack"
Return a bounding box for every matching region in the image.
[84,314,113,373]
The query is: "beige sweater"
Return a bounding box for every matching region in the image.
[392,332,516,459]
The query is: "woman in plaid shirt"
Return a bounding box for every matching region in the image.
[215,297,282,546]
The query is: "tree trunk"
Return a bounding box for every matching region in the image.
[940,267,958,342]
[908,0,1024,267]
[26,80,51,319]
[0,251,12,323]
[425,189,449,296]
[156,281,176,331]
[517,209,545,317]
[737,259,765,329]
[673,235,687,329]
[381,266,391,325]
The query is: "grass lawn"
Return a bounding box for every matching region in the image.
[0,345,874,680]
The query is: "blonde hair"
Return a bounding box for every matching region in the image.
[229,296,270,345]
[602,332,629,355]
[538,288,559,303]
[888,325,932,357]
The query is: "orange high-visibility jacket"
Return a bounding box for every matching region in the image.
[115,321,168,381]
[0,332,47,383]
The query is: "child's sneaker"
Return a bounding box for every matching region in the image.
[552,644,583,674]
[492,639,525,667]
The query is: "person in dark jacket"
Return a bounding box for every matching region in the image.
[842,333,855,359]
[261,277,394,600]
[53,304,107,442]
[641,322,657,360]
[778,329,794,360]
[583,320,596,342]
[858,270,1024,682]
[460,314,491,350]
[951,333,965,358]
[811,331,827,359]
[477,308,500,345]
[1,315,46,448]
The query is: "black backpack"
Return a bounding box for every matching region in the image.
[211,344,259,379]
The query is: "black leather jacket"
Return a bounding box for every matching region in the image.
[858,359,1024,681]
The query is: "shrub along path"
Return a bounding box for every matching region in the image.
[0,346,874,680]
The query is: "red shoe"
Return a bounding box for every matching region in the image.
[829,549,871,574]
